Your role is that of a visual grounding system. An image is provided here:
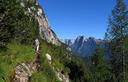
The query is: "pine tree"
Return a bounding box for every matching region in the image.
[106,0,128,40]
[91,47,116,82]
[105,0,128,82]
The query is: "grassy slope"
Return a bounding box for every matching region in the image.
[32,41,90,82]
[0,42,35,82]
[31,41,61,82]
[0,40,66,82]
[1,1,90,82]
[0,40,90,82]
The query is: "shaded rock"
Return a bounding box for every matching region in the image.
[55,71,69,82]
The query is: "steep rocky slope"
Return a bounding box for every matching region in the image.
[20,0,61,46]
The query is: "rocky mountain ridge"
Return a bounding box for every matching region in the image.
[62,36,110,60]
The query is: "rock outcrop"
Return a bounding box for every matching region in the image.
[35,9,61,46]
[45,53,52,64]
[13,63,34,82]
[20,0,61,46]
[13,37,40,82]
[56,72,69,82]
[13,52,40,82]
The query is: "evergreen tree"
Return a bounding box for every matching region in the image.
[0,0,39,47]
[0,0,13,48]
[91,47,116,82]
[106,0,128,40]
[105,0,128,82]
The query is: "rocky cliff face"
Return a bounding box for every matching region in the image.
[20,0,61,46]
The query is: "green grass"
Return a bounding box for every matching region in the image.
[0,40,90,82]
[31,64,61,82]
[0,40,64,82]
[30,41,61,82]
[0,42,35,82]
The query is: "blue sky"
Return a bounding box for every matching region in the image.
[37,0,116,39]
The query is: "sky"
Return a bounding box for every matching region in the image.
[37,0,116,39]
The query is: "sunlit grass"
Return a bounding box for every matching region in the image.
[0,42,35,81]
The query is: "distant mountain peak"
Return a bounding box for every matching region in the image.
[62,35,110,59]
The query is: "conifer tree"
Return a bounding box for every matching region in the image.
[91,47,116,82]
[106,0,128,40]
[105,0,128,82]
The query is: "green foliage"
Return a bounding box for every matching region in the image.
[110,36,128,82]
[105,0,128,81]
[64,60,89,82]
[35,41,91,82]
[52,44,91,82]
[0,0,39,48]
[90,47,116,82]
[31,65,61,82]
[0,0,12,47]
[32,41,61,82]
[0,42,35,82]
[105,0,128,40]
